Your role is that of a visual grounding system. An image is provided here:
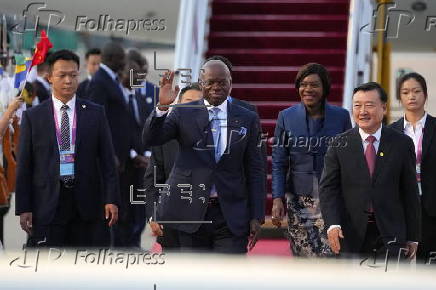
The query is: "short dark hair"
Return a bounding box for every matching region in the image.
[85,48,101,60]
[295,63,331,99]
[353,82,388,103]
[127,49,147,67]
[180,82,201,97]
[396,72,427,101]
[47,49,80,72]
[205,55,232,73]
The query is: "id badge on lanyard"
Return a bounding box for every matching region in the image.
[54,104,77,177]
[60,148,75,176]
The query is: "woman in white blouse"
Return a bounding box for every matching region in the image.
[390,72,436,263]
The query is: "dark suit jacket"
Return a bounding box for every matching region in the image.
[272,102,351,197]
[319,126,421,252]
[390,114,436,217]
[77,78,90,98]
[142,99,266,236]
[87,67,133,170]
[15,98,120,225]
[131,83,158,154]
[33,79,50,103]
[144,140,179,220]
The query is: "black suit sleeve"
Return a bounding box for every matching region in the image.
[142,109,179,147]
[144,146,166,220]
[15,111,33,215]
[319,139,343,227]
[98,108,121,206]
[400,137,421,242]
[244,113,266,223]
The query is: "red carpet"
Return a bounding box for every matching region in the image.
[206,0,349,218]
[150,239,292,256]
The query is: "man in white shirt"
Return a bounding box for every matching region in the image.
[319,82,420,259]
[16,50,119,247]
[142,61,266,253]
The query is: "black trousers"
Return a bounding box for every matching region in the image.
[360,221,407,260]
[28,183,110,248]
[158,226,180,250]
[417,207,436,264]
[113,164,146,248]
[175,201,248,254]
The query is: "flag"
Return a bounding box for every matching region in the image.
[14,55,27,89]
[25,57,32,71]
[31,30,53,68]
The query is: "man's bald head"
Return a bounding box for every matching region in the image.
[101,42,126,73]
[199,60,232,106]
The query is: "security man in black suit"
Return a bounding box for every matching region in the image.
[16,50,120,247]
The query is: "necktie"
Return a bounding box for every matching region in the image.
[210,107,221,162]
[365,135,376,177]
[60,104,70,151]
[129,94,140,125]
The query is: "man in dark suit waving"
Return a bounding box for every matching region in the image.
[16,50,120,247]
[319,82,420,259]
[143,61,266,253]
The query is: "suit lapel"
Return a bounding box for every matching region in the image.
[221,101,243,162]
[372,127,392,185]
[348,127,371,183]
[45,100,60,178]
[295,103,309,136]
[423,115,436,160]
[75,98,84,152]
[194,100,215,162]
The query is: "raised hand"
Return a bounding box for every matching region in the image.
[158,71,179,110]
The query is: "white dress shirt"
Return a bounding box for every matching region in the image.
[359,125,382,153]
[403,112,427,157]
[52,95,76,150]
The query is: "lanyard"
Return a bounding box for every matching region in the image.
[416,129,423,165]
[53,103,77,149]
[416,129,423,182]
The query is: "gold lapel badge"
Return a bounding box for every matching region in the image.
[380,152,384,157]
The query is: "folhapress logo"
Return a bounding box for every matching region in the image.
[75,15,166,35]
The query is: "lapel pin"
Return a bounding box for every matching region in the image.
[82,104,86,109]
[380,152,384,157]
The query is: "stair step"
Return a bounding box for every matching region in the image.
[212,0,349,15]
[206,49,346,66]
[210,14,348,32]
[208,31,347,49]
[232,65,344,84]
[231,83,343,102]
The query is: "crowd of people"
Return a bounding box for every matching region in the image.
[0,43,434,264]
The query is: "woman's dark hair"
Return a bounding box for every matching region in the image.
[47,49,80,72]
[396,72,427,101]
[353,82,388,103]
[295,63,331,99]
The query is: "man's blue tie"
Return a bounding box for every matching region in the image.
[210,107,221,162]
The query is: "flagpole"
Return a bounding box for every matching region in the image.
[18,67,31,99]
